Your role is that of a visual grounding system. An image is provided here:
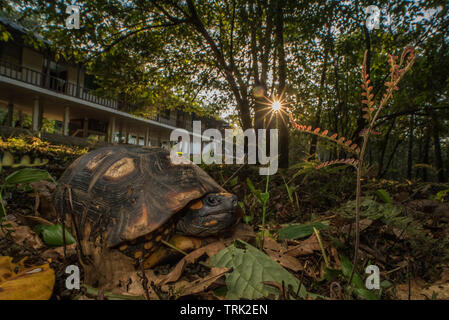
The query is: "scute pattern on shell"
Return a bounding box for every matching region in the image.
[53,145,224,248]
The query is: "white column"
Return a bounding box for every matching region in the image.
[32,97,40,131]
[109,117,116,143]
[63,106,70,136]
[144,127,150,146]
[125,127,129,144]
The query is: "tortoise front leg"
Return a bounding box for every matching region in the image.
[142,235,206,269]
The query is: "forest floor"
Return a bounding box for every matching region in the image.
[1,135,449,300]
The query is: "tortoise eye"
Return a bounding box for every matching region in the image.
[206,195,220,206]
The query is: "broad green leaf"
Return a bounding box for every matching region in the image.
[210,240,312,300]
[278,221,329,240]
[33,224,76,247]
[339,255,380,300]
[4,168,55,186]
[376,189,392,204]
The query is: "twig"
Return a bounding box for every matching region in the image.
[160,239,209,268]
[139,257,150,300]
[314,227,329,268]
[221,160,246,187]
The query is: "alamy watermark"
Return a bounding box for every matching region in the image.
[65,4,80,30]
[365,5,442,32]
[365,264,380,290]
[169,121,279,175]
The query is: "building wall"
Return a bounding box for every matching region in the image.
[66,65,78,84]
[21,48,43,72]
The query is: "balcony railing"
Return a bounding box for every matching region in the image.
[0,59,189,130]
[0,59,118,109]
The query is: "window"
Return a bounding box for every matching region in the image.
[176,111,185,127]
[0,42,22,71]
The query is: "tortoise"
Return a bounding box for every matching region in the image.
[53,145,240,277]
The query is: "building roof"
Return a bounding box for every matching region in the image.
[0,15,51,45]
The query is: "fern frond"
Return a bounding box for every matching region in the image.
[315,158,359,170]
[361,51,375,122]
[289,112,360,156]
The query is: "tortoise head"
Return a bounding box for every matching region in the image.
[175,192,240,237]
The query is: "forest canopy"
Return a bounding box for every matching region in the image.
[0,0,448,180]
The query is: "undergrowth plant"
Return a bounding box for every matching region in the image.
[288,47,417,284]
[246,176,270,249]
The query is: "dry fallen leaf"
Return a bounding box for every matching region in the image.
[395,268,449,300]
[0,256,55,300]
[285,234,321,257]
[161,267,230,297]
[158,241,227,286]
[263,236,284,252]
[0,221,45,250]
[157,223,255,286]
[341,219,373,234]
[41,243,77,260]
[265,248,304,272]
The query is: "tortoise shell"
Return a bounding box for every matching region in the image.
[53,145,226,248]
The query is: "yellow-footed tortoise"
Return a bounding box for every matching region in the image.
[53,145,239,280]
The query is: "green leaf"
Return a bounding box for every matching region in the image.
[339,255,380,300]
[380,280,393,288]
[4,168,55,186]
[435,189,449,202]
[260,192,270,204]
[229,176,238,187]
[278,221,329,240]
[0,193,6,218]
[340,255,364,288]
[376,189,392,204]
[324,267,341,281]
[210,240,312,300]
[33,224,76,247]
[246,178,262,203]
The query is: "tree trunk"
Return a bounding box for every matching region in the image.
[377,118,396,177]
[421,124,431,181]
[431,112,445,182]
[407,114,414,179]
[274,0,288,168]
[309,41,329,155]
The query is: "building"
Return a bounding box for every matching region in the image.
[0,16,227,149]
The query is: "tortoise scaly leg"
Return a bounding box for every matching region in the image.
[142,235,207,269]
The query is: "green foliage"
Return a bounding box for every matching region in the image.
[210,240,310,300]
[33,224,75,247]
[435,189,449,202]
[246,176,270,248]
[375,189,393,204]
[278,221,329,240]
[281,175,297,205]
[1,151,49,171]
[0,136,87,158]
[0,167,55,218]
[3,168,55,186]
[339,255,380,300]
[336,197,417,234]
